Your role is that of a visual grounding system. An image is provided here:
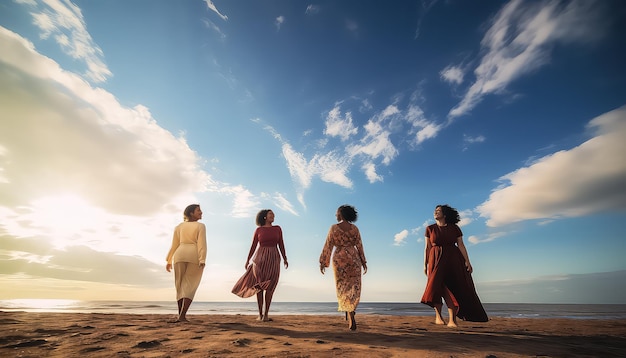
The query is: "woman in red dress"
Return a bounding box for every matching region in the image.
[232,209,288,321]
[421,204,488,326]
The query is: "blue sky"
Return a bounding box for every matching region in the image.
[1,0,625,305]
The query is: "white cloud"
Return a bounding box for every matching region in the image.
[267,192,299,217]
[458,209,475,227]
[281,143,353,190]
[305,5,320,15]
[275,16,285,31]
[21,0,111,83]
[202,18,226,40]
[393,229,409,246]
[362,162,383,183]
[405,105,441,146]
[449,0,605,118]
[380,104,400,119]
[463,134,486,151]
[216,185,261,218]
[467,231,507,244]
[478,106,626,227]
[440,65,464,85]
[203,0,228,21]
[348,120,398,165]
[345,19,358,34]
[324,106,358,141]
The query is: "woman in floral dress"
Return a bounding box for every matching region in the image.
[319,205,367,330]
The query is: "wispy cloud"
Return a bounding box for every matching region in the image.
[393,229,409,246]
[462,134,486,151]
[305,4,320,15]
[19,0,111,83]
[347,119,398,165]
[405,105,442,146]
[268,192,299,216]
[203,0,228,21]
[202,18,227,40]
[478,105,626,227]
[440,65,464,85]
[449,0,606,119]
[415,0,440,39]
[275,16,285,31]
[256,120,354,206]
[324,105,358,141]
[467,231,507,244]
[260,98,446,202]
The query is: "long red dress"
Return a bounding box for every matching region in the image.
[232,226,286,298]
[420,224,488,322]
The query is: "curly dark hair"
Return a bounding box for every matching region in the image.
[256,209,272,226]
[183,204,200,222]
[437,204,460,224]
[338,204,358,223]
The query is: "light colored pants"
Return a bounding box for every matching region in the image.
[174,262,204,300]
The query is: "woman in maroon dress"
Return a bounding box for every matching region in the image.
[232,209,288,321]
[421,204,488,326]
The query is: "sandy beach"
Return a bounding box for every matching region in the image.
[1,311,625,357]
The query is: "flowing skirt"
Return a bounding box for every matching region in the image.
[332,247,363,312]
[232,246,281,298]
[421,245,488,322]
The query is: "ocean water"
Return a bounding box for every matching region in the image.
[1,300,626,320]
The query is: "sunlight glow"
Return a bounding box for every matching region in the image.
[5,298,80,310]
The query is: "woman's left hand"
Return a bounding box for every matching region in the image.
[166,263,172,272]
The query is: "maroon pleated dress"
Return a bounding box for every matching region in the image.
[232,226,285,298]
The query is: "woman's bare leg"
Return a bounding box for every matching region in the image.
[178,298,192,322]
[441,289,458,327]
[433,303,445,325]
[256,291,264,320]
[447,306,458,327]
[262,289,274,321]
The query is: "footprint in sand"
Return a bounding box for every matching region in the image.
[232,338,251,347]
[134,340,161,348]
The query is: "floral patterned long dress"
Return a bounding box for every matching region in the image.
[319,223,367,312]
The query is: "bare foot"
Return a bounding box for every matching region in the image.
[435,318,445,325]
[256,316,263,321]
[262,317,273,322]
[447,321,458,328]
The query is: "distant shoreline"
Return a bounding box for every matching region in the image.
[2,301,626,320]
